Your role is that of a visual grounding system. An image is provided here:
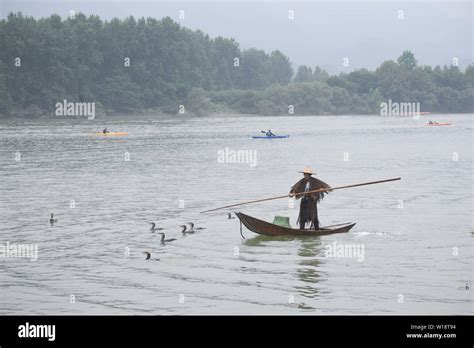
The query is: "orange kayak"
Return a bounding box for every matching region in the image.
[91,132,128,136]
[427,123,451,126]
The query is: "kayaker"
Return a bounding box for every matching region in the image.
[289,166,331,230]
[266,130,275,137]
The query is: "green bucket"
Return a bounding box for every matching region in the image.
[272,216,291,228]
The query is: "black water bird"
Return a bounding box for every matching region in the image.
[180,225,194,234]
[142,251,159,261]
[49,213,58,225]
[158,232,177,244]
[149,222,164,233]
[187,222,204,231]
[227,213,235,219]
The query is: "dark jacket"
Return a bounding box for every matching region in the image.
[289,176,331,203]
[290,176,331,226]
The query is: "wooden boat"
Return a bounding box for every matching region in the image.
[235,212,355,237]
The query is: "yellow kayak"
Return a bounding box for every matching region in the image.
[91,132,128,136]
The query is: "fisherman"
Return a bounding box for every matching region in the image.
[289,166,331,230]
[266,130,275,137]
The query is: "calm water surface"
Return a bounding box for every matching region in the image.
[0,114,472,314]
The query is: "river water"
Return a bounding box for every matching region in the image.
[0,114,472,314]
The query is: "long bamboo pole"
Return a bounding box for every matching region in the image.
[200,177,401,213]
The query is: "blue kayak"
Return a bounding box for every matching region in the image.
[252,135,290,139]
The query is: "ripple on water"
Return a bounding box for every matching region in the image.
[0,115,472,314]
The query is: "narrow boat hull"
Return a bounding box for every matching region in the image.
[252,135,289,139]
[427,123,451,126]
[91,132,128,136]
[235,212,355,236]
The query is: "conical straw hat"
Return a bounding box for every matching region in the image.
[298,166,316,175]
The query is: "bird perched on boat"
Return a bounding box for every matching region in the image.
[180,225,194,234]
[49,213,58,225]
[149,222,164,233]
[289,166,331,230]
[187,222,204,231]
[158,232,177,245]
[227,213,235,219]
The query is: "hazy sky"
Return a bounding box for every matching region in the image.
[1,0,472,73]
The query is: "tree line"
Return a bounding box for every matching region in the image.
[0,12,472,117]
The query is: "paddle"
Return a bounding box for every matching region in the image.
[200,177,401,213]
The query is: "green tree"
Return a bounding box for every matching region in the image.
[346,68,376,95]
[95,75,143,112]
[313,66,329,82]
[186,87,213,116]
[397,50,417,70]
[294,65,313,83]
[1,14,472,117]
[375,61,405,101]
[238,48,272,89]
[0,61,11,114]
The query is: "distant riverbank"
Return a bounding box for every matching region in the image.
[1,110,472,122]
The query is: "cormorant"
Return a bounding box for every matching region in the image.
[142,251,159,261]
[180,225,194,234]
[149,222,164,233]
[158,232,177,244]
[187,222,204,231]
[49,213,58,225]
